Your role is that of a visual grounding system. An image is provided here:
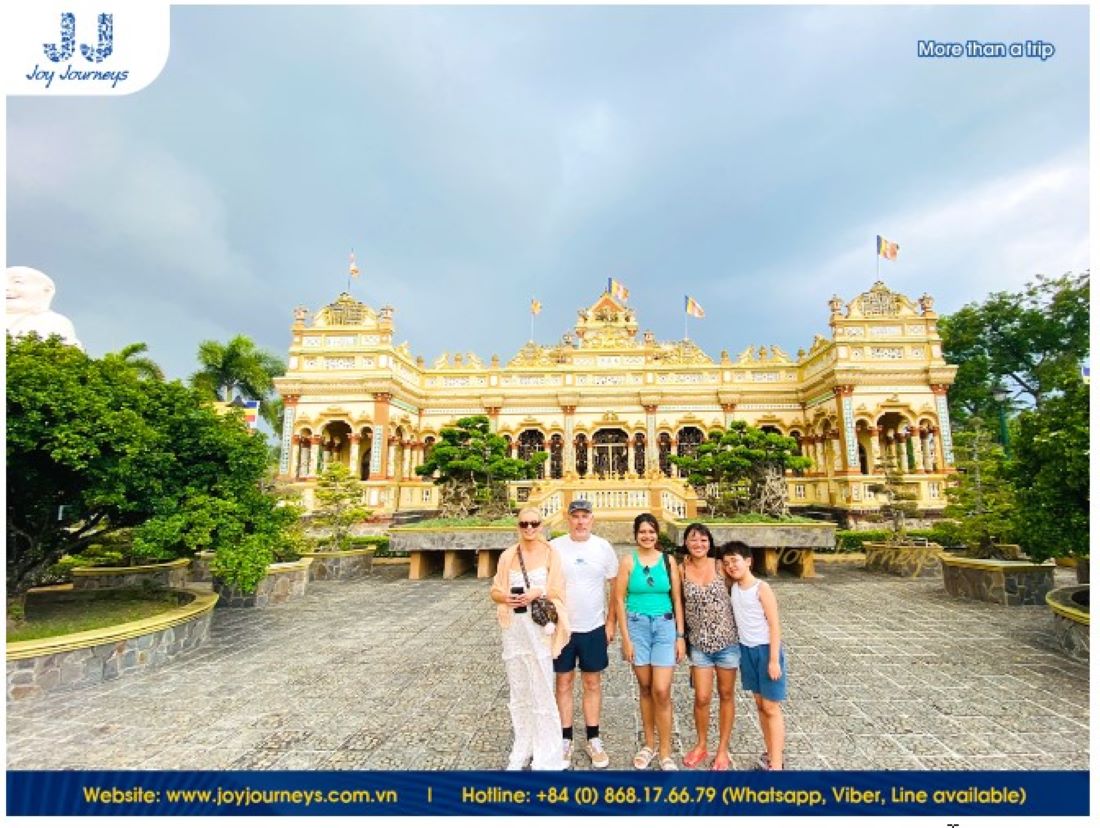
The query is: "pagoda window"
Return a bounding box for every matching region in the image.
[676,427,704,478]
[575,434,589,476]
[549,434,564,479]
[633,432,646,476]
[517,429,546,479]
[658,433,673,477]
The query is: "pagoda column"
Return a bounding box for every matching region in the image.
[402,440,414,479]
[562,405,576,474]
[309,435,322,477]
[348,433,361,477]
[369,393,392,480]
[867,427,882,473]
[644,405,659,472]
[721,402,737,428]
[930,384,957,471]
[833,385,859,472]
[387,437,398,479]
[278,394,299,479]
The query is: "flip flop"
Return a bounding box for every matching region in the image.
[682,746,709,769]
[712,752,732,771]
[633,745,656,770]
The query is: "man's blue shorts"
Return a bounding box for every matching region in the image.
[739,642,788,701]
[553,626,609,673]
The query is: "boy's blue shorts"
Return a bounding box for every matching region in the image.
[739,643,787,701]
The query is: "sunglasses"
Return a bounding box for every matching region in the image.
[642,564,655,588]
[518,520,542,529]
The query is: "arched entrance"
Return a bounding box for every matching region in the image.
[592,428,628,477]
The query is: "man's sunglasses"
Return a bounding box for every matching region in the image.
[518,520,542,529]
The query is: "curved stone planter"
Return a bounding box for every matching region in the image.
[6,586,217,702]
[941,556,1056,605]
[214,558,310,608]
[668,522,837,578]
[1046,585,1089,661]
[863,542,944,578]
[388,527,519,580]
[71,558,191,591]
[302,546,376,581]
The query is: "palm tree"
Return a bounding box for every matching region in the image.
[104,342,164,381]
[190,335,285,403]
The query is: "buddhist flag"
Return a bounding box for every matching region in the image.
[876,235,899,261]
[349,250,361,277]
[530,298,542,315]
[608,277,630,302]
[684,295,705,318]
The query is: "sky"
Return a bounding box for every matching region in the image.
[6,4,1091,382]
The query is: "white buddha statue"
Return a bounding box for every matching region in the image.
[6,266,82,350]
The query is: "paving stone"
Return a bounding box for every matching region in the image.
[5,563,1087,771]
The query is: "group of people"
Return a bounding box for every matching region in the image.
[490,499,787,772]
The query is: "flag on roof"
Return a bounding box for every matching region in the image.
[876,235,899,261]
[530,298,542,315]
[608,278,630,302]
[685,295,705,318]
[349,250,360,277]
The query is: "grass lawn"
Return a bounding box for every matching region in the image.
[7,588,188,643]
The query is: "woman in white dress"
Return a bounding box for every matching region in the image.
[490,507,571,770]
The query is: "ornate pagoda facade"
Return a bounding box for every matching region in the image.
[273,281,958,525]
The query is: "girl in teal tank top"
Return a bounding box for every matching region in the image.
[613,512,686,772]
[626,548,673,615]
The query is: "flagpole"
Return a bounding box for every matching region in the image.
[683,312,688,342]
[530,310,535,343]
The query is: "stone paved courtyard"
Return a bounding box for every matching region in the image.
[6,560,1088,772]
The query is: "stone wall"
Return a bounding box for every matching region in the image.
[71,559,191,591]
[190,551,215,582]
[1047,586,1089,662]
[863,543,943,577]
[7,589,216,702]
[215,559,310,608]
[941,557,1056,605]
[304,548,374,581]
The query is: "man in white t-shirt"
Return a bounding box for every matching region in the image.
[550,499,619,768]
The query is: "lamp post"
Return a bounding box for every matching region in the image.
[991,386,1010,457]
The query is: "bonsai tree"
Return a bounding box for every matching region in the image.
[867,450,919,540]
[415,415,545,519]
[671,421,811,518]
[944,419,1019,558]
[312,463,372,550]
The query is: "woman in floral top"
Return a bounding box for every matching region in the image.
[679,523,739,770]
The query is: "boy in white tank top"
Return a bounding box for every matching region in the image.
[720,541,787,771]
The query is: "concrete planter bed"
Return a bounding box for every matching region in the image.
[302,546,376,581]
[668,522,837,578]
[6,586,217,702]
[1046,586,1089,662]
[863,542,944,578]
[387,527,518,580]
[71,558,191,591]
[214,559,311,608]
[941,556,1056,606]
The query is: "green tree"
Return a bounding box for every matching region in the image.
[939,272,1089,424]
[103,342,164,381]
[190,334,285,404]
[6,335,295,596]
[943,420,1018,552]
[312,463,371,550]
[671,421,811,517]
[1010,377,1089,561]
[866,451,920,539]
[415,415,545,518]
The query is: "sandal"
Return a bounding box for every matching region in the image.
[682,745,709,769]
[711,752,732,771]
[659,756,678,771]
[633,745,656,770]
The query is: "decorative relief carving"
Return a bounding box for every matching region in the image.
[302,336,322,347]
[906,325,925,336]
[317,293,373,326]
[751,371,780,382]
[857,282,901,317]
[868,325,902,336]
[910,347,924,358]
[842,326,865,337]
[870,347,904,359]
[327,335,356,347]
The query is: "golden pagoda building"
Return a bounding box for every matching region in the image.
[273,281,957,527]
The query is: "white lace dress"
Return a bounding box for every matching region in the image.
[501,566,566,770]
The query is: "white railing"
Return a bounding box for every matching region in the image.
[660,489,687,519]
[539,492,563,520]
[573,489,649,512]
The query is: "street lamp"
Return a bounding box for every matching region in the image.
[991,386,1010,457]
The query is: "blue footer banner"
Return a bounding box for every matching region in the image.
[6,770,1089,816]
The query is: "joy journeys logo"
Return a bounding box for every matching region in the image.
[27,12,130,89]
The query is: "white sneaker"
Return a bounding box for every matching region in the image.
[505,754,530,771]
[585,737,610,769]
[562,739,573,765]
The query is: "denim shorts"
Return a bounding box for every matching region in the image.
[739,643,788,701]
[626,611,676,667]
[689,642,741,670]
